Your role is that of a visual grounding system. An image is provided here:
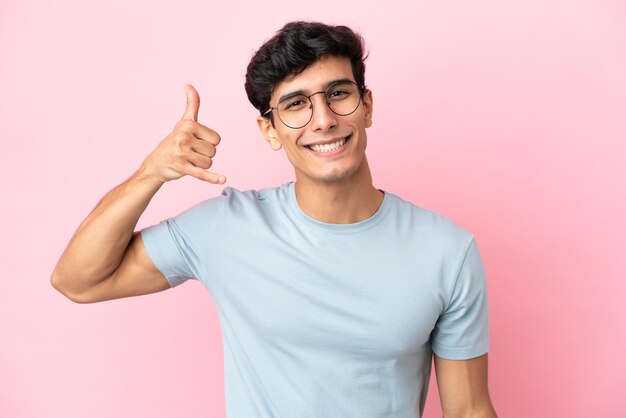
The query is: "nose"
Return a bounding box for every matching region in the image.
[308,92,337,132]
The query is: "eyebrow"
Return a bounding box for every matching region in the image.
[277,78,356,104]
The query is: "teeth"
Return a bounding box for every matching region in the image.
[309,138,346,152]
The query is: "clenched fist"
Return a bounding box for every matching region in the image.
[138,84,226,184]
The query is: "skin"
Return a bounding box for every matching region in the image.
[435,353,498,418]
[52,55,496,417]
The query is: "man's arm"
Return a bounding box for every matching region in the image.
[51,172,169,303]
[51,84,225,303]
[434,353,498,418]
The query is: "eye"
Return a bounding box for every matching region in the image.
[286,100,305,109]
[281,96,309,111]
[328,89,351,100]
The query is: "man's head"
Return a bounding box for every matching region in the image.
[245,21,374,186]
[245,21,368,122]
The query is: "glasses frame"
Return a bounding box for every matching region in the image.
[263,80,367,129]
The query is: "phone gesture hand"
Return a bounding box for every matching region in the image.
[140,84,226,184]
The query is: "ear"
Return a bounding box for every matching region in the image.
[256,115,282,151]
[362,89,373,128]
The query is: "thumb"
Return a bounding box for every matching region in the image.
[181,84,200,122]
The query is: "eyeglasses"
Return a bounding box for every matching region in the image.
[263,80,366,129]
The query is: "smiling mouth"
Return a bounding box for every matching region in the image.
[306,135,351,152]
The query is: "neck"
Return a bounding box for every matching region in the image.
[294,157,384,224]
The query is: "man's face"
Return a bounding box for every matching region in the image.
[257,55,373,185]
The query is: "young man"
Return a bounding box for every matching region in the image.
[52,21,497,418]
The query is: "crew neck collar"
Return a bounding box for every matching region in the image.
[287,181,390,233]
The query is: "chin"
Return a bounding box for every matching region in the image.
[312,165,361,184]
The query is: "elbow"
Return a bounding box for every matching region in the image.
[50,271,93,304]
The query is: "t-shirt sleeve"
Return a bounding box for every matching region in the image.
[431,237,490,360]
[140,198,223,288]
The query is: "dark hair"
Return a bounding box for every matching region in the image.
[245,21,368,123]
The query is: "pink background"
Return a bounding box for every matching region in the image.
[1,1,625,417]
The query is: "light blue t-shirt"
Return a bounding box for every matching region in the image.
[141,181,489,418]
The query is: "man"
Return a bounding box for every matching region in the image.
[52,21,497,418]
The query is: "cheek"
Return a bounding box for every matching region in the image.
[282,135,305,160]
[285,133,306,152]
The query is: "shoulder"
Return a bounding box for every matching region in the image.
[217,182,290,209]
[383,190,476,253]
[219,182,289,201]
[177,182,291,224]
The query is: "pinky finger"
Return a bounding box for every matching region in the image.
[185,164,227,184]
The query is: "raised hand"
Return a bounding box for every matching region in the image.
[139,84,226,184]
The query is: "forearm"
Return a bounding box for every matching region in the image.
[51,165,163,294]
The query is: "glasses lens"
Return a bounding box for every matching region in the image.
[327,82,361,116]
[277,95,311,129]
